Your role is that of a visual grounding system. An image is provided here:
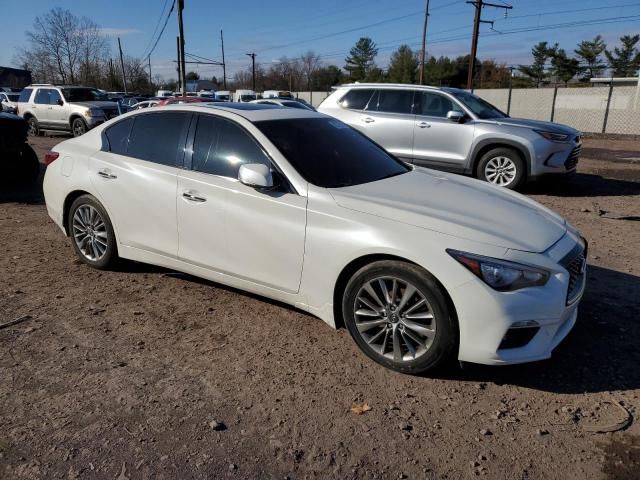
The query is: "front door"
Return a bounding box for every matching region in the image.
[412,91,475,171]
[177,114,307,293]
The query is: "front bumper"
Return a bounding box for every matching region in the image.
[530,135,582,178]
[451,233,586,365]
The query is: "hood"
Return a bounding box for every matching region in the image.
[71,101,120,109]
[330,168,567,253]
[485,117,579,136]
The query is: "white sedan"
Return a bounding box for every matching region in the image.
[42,104,586,373]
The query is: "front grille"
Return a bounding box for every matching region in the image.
[564,145,581,171]
[560,242,587,305]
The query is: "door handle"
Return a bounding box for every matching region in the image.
[417,121,431,128]
[182,191,207,203]
[97,169,117,179]
[361,116,375,123]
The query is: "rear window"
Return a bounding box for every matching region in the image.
[104,118,133,155]
[372,90,415,114]
[18,88,32,103]
[339,89,375,110]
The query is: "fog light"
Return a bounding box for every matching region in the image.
[498,324,540,350]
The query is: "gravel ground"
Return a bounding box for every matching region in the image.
[1,134,639,480]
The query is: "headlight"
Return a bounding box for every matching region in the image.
[534,129,569,142]
[447,249,549,291]
[84,108,103,118]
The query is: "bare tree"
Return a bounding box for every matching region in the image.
[300,51,321,91]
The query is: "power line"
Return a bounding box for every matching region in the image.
[143,0,176,62]
[141,0,170,59]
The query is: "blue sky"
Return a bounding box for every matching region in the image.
[1,0,639,81]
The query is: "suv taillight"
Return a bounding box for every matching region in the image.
[44,151,59,166]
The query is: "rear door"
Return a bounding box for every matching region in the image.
[89,111,191,257]
[33,88,53,126]
[412,91,475,170]
[47,89,68,127]
[359,89,415,162]
[177,113,307,293]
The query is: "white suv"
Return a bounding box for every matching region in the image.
[17,85,120,137]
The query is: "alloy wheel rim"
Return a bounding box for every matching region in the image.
[72,205,108,261]
[485,156,517,186]
[353,277,436,362]
[73,121,86,137]
[28,120,37,136]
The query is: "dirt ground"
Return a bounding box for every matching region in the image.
[1,134,639,480]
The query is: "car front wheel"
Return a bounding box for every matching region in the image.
[477,147,525,189]
[68,195,118,269]
[342,260,458,374]
[27,117,40,137]
[72,118,88,137]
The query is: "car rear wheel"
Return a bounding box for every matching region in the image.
[342,260,458,374]
[72,118,88,137]
[477,147,525,190]
[68,195,118,269]
[27,117,40,137]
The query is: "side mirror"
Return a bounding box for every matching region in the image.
[56,99,64,106]
[446,110,465,123]
[238,163,273,189]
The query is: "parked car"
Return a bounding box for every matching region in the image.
[156,96,221,106]
[120,96,148,109]
[318,83,582,190]
[42,104,586,374]
[17,85,120,137]
[214,90,231,101]
[0,112,40,185]
[133,100,160,110]
[0,91,20,113]
[250,98,315,111]
[263,90,294,99]
[234,89,257,102]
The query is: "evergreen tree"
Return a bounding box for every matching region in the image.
[605,34,640,77]
[551,49,580,86]
[518,41,557,87]
[387,45,419,84]
[185,71,200,80]
[344,37,378,81]
[574,35,606,79]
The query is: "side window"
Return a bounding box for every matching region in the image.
[34,89,51,104]
[49,90,62,105]
[18,88,33,103]
[418,92,461,118]
[339,89,375,110]
[192,115,271,178]
[104,117,133,155]
[372,89,414,114]
[127,112,191,167]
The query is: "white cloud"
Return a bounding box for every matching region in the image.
[98,28,141,37]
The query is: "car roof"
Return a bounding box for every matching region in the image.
[162,102,323,121]
[336,82,465,93]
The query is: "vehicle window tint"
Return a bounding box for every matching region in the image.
[192,115,270,178]
[127,112,191,167]
[49,90,62,105]
[35,89,51,104]
[373,90,414,114]
[18,88,32,103]
[418,92,461,117]
[339,89,375,110]
[104,117,133,155]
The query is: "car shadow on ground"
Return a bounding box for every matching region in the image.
[523,173,640,198]
[445,265,640,394]
[0,164,45,205]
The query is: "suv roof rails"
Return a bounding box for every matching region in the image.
[29,83,54,86]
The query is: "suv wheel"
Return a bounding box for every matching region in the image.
[68,195,118,269]
[72,118,88,137]
[477,147,525,189]
[27,117,40,137]
[342,260,457,374]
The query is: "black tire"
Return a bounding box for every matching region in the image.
[67,195,118,270]
[476,147,526,190]
[26,117,40,137]
[342,260,458,375]
[71,117,88,137]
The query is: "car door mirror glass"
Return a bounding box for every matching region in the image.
[57,99,64,106]
[238,163,274,189]
[446,110,465,123]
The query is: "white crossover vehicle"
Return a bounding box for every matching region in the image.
[43,104,587,374]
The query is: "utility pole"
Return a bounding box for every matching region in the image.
[117,37,128,94]
[148,56,153,94]
[466,0,512,90]
[177,0,187,96]
[176,36,182,93]
[246,53,256,91]
[418,0,430,85]
[220,30,227,89]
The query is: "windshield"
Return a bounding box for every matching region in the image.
[240,95,257,101]
[448,90,507,119]
[282,101,309,110]
[61,88,107,102]
[255,118,410,188]
[7,94,19,101]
